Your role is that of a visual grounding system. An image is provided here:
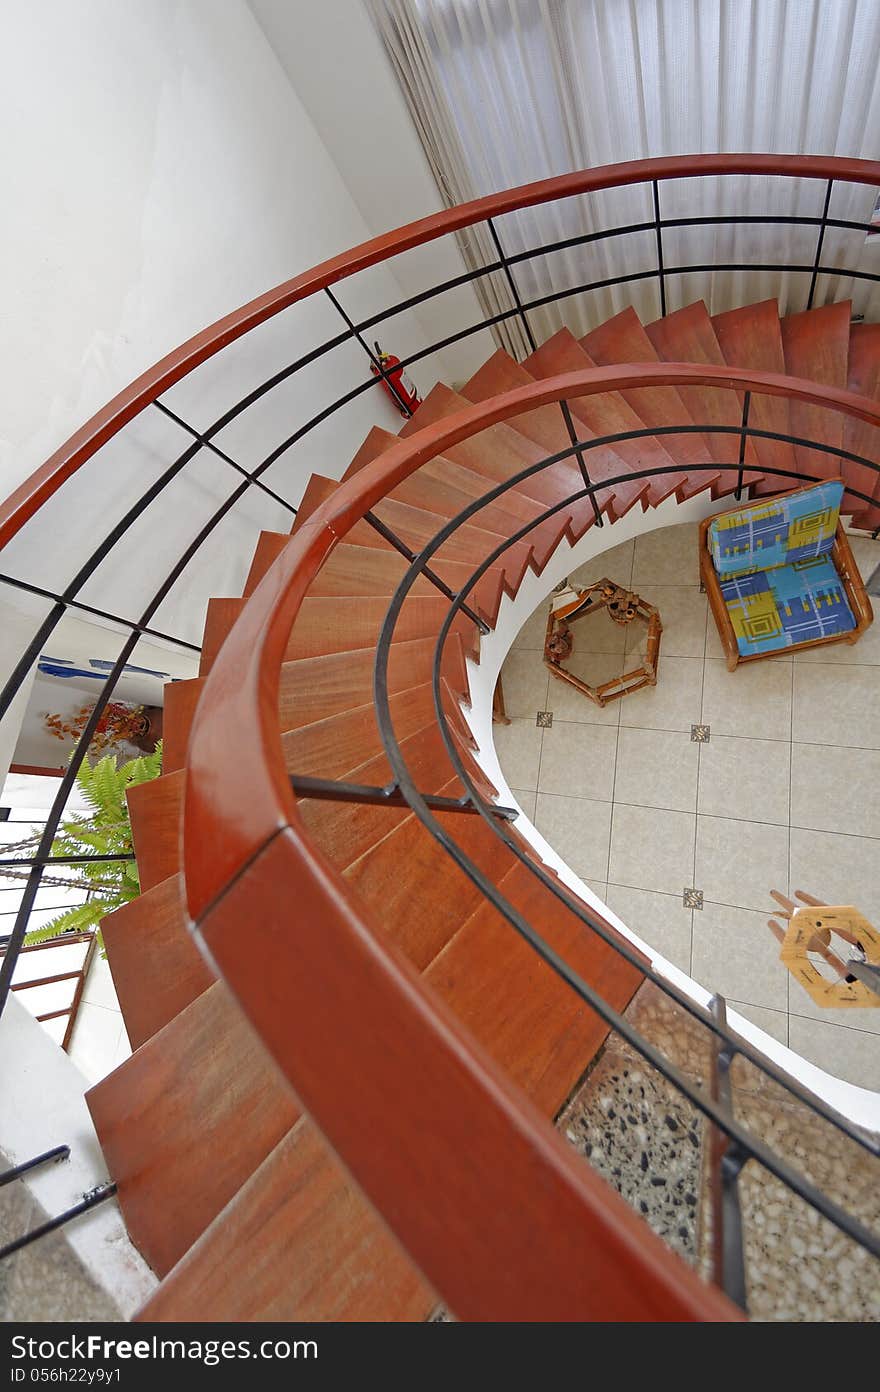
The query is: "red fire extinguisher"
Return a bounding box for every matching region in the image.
[370,340,422,416]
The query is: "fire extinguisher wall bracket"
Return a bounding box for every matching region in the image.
[370,340,422,418]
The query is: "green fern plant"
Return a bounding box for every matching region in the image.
[11,743,163,951]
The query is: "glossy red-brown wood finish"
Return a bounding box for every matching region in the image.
[181,364,880,1322]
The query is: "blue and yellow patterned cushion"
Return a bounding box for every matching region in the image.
[720,554,855,656]
[708,480,844,579]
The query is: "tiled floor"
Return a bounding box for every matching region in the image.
[495,522,880,1091]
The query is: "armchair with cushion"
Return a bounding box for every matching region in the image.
[699,478,873,671]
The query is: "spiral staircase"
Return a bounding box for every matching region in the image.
[2,156,880,1322]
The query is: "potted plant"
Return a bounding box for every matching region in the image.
[43,700,163,756]
[6,744,163,950]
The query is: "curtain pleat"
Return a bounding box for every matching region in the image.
[370,0,880,353]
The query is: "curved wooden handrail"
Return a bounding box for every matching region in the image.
[3,152,879,548]
[186,363,880,1321]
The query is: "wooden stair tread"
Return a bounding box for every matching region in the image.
[843,321,880,519]
[426,859,643,1116]
[243,531,289,595]
[86,980,300,1277]
[711,299,799,492]
[198,598,246,677]
[136,1118,433,1322]
[161,678,203,774]
[781,300,851,482]
[102,872,213,1051]
[644,301,762,487]
[524,327,680,509]
[127,770,184,893]
[580,305,721,495]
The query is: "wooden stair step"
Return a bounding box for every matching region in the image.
[281,681,437,782]
[644,301,763,491]
[279,636,439,732]
[285,594,456,662]
[711,299,799,493]
[426,858,644,1117]
[402,382,595,559]
[243,531,290,595]
[843,322,880,523]
[161,677,204,773]
[461,349,626,525]
[136,1118,433,1322]
[580,306,721,498]
[341,794,518,973]
[102,873,213,1051]
[297,726,470,878]
[524,327,681,509]
[198,598,247,677]
[781,300,851,482]
[86,980,300,1277]
[127,770,184,893]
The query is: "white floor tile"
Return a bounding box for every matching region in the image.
[695,815,789,912]
[613,726,699,813]
[537,722,617,800]
[618,655,704,732]
[789,826,880,925]
[608,803,696,897]
[499,649,549,719]
[605,883,693,974]
[787,1014,880,1090]
[692,901,788,1011]
[510,788,537,822]
[491,719,544,791]
[625,584,708,658]
[569,537,635,591]
[701,657,793,741]
[534,793,613,881]
[511,599,550,651]
[631,522,701,586]
[727,1000,789,1047]
[792,663,880,750]
[697,734,791,826]
[790,743,880,838]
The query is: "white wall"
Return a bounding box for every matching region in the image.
[1,0,488,769]
[2,0,441,499]
[248,0,492,385]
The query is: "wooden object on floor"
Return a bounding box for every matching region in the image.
[767,890,880,1010]
[544,579,662,707]
[492,675,511,725]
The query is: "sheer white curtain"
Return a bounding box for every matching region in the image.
[370,0,880,349]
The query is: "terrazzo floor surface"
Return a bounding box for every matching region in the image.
[496,520,880,1091]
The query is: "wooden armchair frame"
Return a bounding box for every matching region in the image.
[699,481,874,671]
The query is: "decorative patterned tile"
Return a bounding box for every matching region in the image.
[683,888,703,909]
[536,709,553,728]
[691,724,710,743]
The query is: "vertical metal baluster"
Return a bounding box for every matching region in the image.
[487,218,603,526]
[324,287,414,418]
[806,179,833,312]
[652,180,667,318]
[735,391,751,501]
[708,995,748,1312]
